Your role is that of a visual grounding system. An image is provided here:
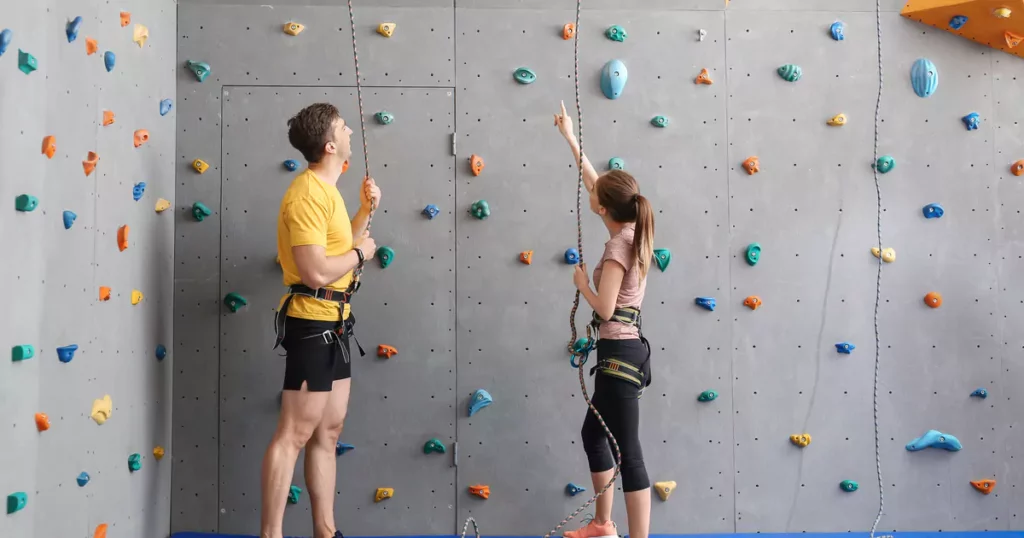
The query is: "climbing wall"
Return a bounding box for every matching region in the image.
[0,1,176,538]
[173,0,1023,536]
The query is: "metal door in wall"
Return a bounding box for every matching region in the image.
[218,86,457,536]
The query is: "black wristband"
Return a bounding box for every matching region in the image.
[354,247,365,266]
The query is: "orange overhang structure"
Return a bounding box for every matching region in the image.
[901,0,1024,59]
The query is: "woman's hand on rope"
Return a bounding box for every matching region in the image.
[554,100,576,142]
[573,263,590,292]
[361,176,381,211]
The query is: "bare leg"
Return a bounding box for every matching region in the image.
[590,469,616,524]
[260,384,331,538]
[624,489,651,538]
[305,379,351,538]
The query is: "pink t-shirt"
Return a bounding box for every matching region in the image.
[592,223,647,340]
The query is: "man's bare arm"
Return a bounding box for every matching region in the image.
[292,242,374,289]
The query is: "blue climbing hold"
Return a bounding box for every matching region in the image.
[566,483,587,496]
[609,157,625,170]
[922,203,944,219]
[155,344,167,361]
[601,59,628,100]
[835,342,855,354]
[962,112,980,131]
[133,182,146,201]
[283,159,299,172]
[66,16,83,43]
[695,297,716,311]
[76,472,90,487]
[906,429,962,452]
[564,248,580,265]
[160,99,173,116]
[0,29,11,57]
[423,204,440,219]
[62,211,76,230]
[830,21,845,41]
[949,15,968,30]
[104,51,116,72]
[335,442,355,456]
[56,344,79,363]
[970,387,988,399]
[468,389,493,417]
[910,58,938,98]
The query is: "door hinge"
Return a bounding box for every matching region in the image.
[453,441,458,467]
[451,132,457,156]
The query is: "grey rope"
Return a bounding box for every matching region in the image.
[460,516,481,538]
[869,0,886,536]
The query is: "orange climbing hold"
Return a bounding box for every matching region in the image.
[94,523,108,538]
[1006,30,1024,48]
[99,286,111,301]
[470,154,485,176]
[563,23,576,40]
[103,110,115,126]
[695,68,713,85]
[83,151,99,176]
[35,413,50,431]
[971,479,996,494]
[743,295,762,310]
[42,136,56,159]
[519,250,533,265]
[742,156,760,175]
[342,160,350,174]
[117,225,129,252]
[377,344,398,359]
[120,12,130,27]
[86,37,98,55]
[133,129,150,148]
[1012,160,1024,176]
[924,291,943,308]
[469,484,490,499]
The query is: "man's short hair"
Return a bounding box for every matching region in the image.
[287,103,341,164]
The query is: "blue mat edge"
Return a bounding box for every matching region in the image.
[171,532,1024,538]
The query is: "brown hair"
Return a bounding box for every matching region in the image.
[287,103,341,164]
[595,170,656,280]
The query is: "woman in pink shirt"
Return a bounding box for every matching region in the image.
[554,102,655,538]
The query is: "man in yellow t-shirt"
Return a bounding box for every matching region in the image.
[261,103,381,538]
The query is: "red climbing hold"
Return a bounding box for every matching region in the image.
[42,136,56,159]
[563,23,576,40]
[469,484,490,499]
[470,154,485,176]
[519,251,533,265]
[924,291,942,308]
[695,68,713,85]
[117,225,129,252]
[377,344,398,359]
[83,152,99,176]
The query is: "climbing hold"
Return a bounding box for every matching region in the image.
[336,442,355,456]
[962,112,980,131]
[83,151,99,176]
[288,485,302,504]
[153,446,165,460]
[697,390,718,402]
[563,23,576,40]
[67,17,84,42]
[133,24,149,47]
[827,113,847,126]
[513,67,537,84]
[601,59,628,100]
[103,51,115,72]
[699,29,707,41]
[133,130,150,148]
[77,472,90,487]
[128,453,142,472]
[131,290,144,305]
[469,484,490,499]
[99,287,111,301]
[910,58,938,98]
[18,49,38,75]
[654,481,676,501]
[839,480,859,492]
[605,25,627,42]
[650,115,670,128]
[469,200,490,220]
[789,433,812,447]
[1006,30,1024,48]
[519,250,533,265]
[695,68,713,85]
[653,249,671,272]
[120,11,131,27]
[283,22,305,36]
[742,156,760,175]
[835,342,856,354]
[374,487,394,502]
[695,297,716,311]
[62,211,76,229]
[564,248,580,265]
[377,344,398,358]
[422,204,440,219]
[468,389,493,417]
[949,15,968,30]
[609,157,625,170]
[777,64,802,82]
[156,345,167,361]
[11,345,34,362]
[0,29,10,57]
[830,21,845,41]
[870,247,896,263]
[745,243,761,265]
[155,199,171,213]
[993,7,1012,18]
[133,182,146,201]
[224,292,248,313]
[377,23,396,38]
[86,37,97,55]
[117,225,129,251]
[470,154,485,176]
[91,395,112,425]
[374,111,395,125]
[42,135,56,159]
[924,291,942,308]
[1012,160,1024,176]
[103,110,115,126]
[283,159,299,172]
[377,246,395,268]
[6,492,27,514]
[971,479,996,494]
[743,296,762,310]
[35,413,49,431]
[15,194,38,212]
[922,203,944,218]
[906,429,962,451]
[94,523,108,538]
[186,60,211,82]
[56,344,78,363]
[423,438,446,454]
[565,483,587,496]
[192,202,212,221]
[193,159,211,174]
[874,155,895,174]
[970,387,988,399]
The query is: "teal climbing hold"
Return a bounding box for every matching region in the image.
[63,211,76,229]
[424,438,446,454]
[745,243,761,266]
[970,387,988,399]
[566,483,587,496]
[224,292,248,313]
[76,472,90,487]
[57,344,78,363]
[608,157,625,170]
[15,194,38,212]
[601,59,628,100]
[12,345,34,362]
[377,246,395,268]
[906,429,962,452]
[186,60,212,82]
[513,67,537,84]
[288,485,302,504]
[128,453,142,472]
[605,25,627,42]
[470,200,490,220]
[650,115,669,128]
[192,202,212,221]
[697,390,718,402]
[336,442,355,456]
[103,51,116,72]
[468,389,493,417]
[653,249,671,272]
[874,155,895,174]
[18,49,37,75]
[6,492,26,514]
[840,480,859,492]
[156,344,167,361]
[777,64,802,82]
[374,111,395,125]
[910,58,938,98]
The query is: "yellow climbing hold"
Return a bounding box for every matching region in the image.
[133,24,149,47]
[654,480,676,501]
[155,198,171,212]
[91,395,112,425]
[153,446,165,460]
[377,23,396,37]
[871,247,896,263]
[994,7,1012,18]
[131,290,144,305]
[193,159,209,174]
[374,487,394,502]
[283,22,305,36]
[790,433,812,447]
[827,113,847,126]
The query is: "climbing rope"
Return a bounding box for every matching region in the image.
[346,0,377,286]
[869,0,886,536]
[460,516,481,538]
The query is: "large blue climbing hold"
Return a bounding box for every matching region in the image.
[160,99,174,116]
[283,159,299,172]
[56,344,79,363]
[970,387,988,399]
[335,442,355,456]
[949,15,968,30]
[830,21,845,41]
[66,16,83,43]
[133,182,146,201]
[695,297,716,311]
[423,204,440,219]
[62,210,77,230]
[565,248,580,265]
[0,29,11,57]
[468,389,493,417]
[962,112,980,131]
[922,203,944,219]
[104,51,116,72]
[566,483,587,496]
[76,472,90,487]
[835,342,855,354]
[906,429,962,452]
[910,58,938,98]
[601,59,628,100]
[155,344,167,361]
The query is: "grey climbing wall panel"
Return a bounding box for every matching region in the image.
[0,1,176,538]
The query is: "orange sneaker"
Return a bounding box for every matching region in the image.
[563,518,618,538]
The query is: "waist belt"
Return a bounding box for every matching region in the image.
[273,284,364,357]
[591,306,641,330]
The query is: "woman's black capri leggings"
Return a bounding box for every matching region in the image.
[581,338,650,492]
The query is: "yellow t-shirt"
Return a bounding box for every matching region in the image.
[276,169,353,321]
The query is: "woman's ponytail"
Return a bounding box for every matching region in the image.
[633,194,655,280]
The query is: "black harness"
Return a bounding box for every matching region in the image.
[588,307,652,394]
[273,283,365,358]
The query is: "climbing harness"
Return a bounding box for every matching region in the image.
[869,0,886,535]
[586,308,652,394]
[345,0,377,296]
[272,284,365,358]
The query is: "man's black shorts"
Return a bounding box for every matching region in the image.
[280,316,352,392]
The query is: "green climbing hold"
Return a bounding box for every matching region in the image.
[470,200,490,220]
[224,292,248,313]
[875,155,895,174]
[777,64,802,82]
[697,390,718,402]
[513,67,537,85]
[653,249,671,272]
[288,485,302,504]
[6,492,27,514]
[374,111,394,125]
[605,25,627,42]
[11,345,34,362]
[840,480,859,492]
[18,50,37,75]
[745,243,761,266]
[609,157,625,170]
[650,115,669,128]
[377,246,395,269]
[128,453,141,472]
[192,201,212,221]
[423,438,446,454]
[15,194,38,212]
